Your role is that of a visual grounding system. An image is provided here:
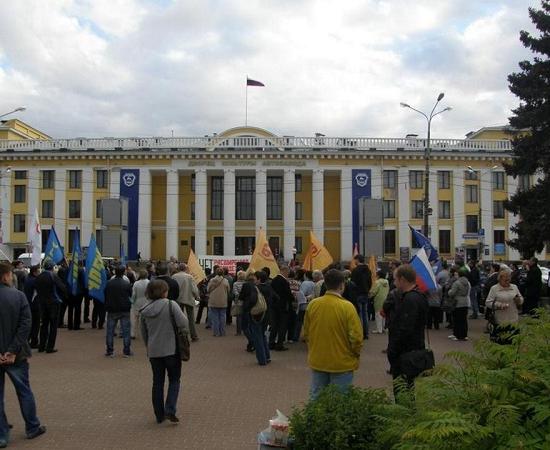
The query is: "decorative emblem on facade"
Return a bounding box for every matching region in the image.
[122,172,136,187]
[354,172,369,187]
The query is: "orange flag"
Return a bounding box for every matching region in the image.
[303,231,334,271]
[187,249,206,284]
[249,228,280,277]
[349,243,359,270]
[368,254,377,287]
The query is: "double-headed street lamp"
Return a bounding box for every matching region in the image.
[0,107,26,120]
[400,94,451,238]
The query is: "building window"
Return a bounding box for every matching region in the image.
[96,199,102,219]
[295,174,302,192]
[68,229,80,252]
[438,200,451,219]
[191,174,196,192]
[68,170,82,189]
[96,170,108,189]
[14,170,27,180]
[14,185,26,203]
[13,214,25,233]
[69,200,81,219]
[235,236,255,255]
[466,185,478,203]
[466,215,478,233]
[210,176,224,220]
[383,200,395,218]
[384,230,396,254]
[383,170,397,189]
[213,236,224,255]
[492,171,505,190]
[236,176,255,220]
[494,230,506,255]
[411,200,424,219]
[493,200,505,218]
[518,174,530,191]
[465,170,478,180]
[437,171,450,189]
[42,170,55,189]
[42,200,54,219]
[96,229,103,252]
[190,202,195,220]
[267,176,283,220]
[409,171,423,189]
[295,236,303,254]
[439,230,451,253]
[295,202,303,220]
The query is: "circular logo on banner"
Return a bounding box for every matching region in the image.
[355,172,369,187]
[122,173,136,187]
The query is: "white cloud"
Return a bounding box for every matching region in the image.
[0,0,541,138]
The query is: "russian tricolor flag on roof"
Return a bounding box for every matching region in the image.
[410,247,438,292]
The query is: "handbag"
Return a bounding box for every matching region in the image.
[231,300,243,316]
[398,321,435,380]
[169,301,190,361]
[250,287,267,316]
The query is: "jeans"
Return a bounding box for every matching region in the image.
[106,312,131,355]
[39,301,59,351]
[469,286,479,317]
[241,312,253,348]
[248,317,271,365]
[209,307,226,336]
[310,370,353,399]
[0,360,41,441]
[149,355,182,422]
[357,295,369,338]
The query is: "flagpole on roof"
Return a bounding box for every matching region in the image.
[245,75,248,127]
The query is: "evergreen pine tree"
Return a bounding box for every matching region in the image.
[505,0,550,257]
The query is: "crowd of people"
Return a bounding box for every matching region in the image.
[1,252,548,447]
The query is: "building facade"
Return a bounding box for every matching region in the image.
[0,125,545,263]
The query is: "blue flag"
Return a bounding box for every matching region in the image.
[120,243,126,266]
[67,231,81,296]
[409,225,440,263]
[85,234,107,303]
[44,227,64,264]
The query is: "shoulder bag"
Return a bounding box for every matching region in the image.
[250,287,267,317]
[169,300,190,361]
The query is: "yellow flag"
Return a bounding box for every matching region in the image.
[303,231,333,271]
[368,254,377,287]
[187,249,206,284]
[249,229,280,277]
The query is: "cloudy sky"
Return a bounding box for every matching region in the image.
[0,0,540,139]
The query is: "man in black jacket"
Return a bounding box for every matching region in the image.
[0,262,46,446]
[523,257,542,315]
[351,255,372,340]
[34,261,67,353]
[269,266,293,351]
[467,260,481,319]
[387,265,428,385]
[104,266,133,357]
[23,265,41,348]
[156,262,179,301]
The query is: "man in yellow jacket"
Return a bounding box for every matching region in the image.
[302,269,364,399]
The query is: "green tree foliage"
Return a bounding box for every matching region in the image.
[290,311,550,449]
[505,1,550,257]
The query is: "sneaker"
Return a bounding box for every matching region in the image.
[450,336,458,341]
[0,438,7,448]
[123,352,134,358]
[448,335,456,339]
[457,337,469,341]
[105,352,114,358]
[27,425,46,440]
[166,414,179,423]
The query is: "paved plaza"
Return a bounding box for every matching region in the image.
[4,318,485,449]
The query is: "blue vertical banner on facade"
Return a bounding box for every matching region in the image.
[351,169,372,249]
[119,169,140,260]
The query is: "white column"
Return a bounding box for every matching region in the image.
[81,168,94,243]
[397,168,410,249]
[429,171,438,246]
[166,169,179,260]
[507,176,520,261]
[283,169,296,261]
[453,169,465,252]
[0,169,11,254]
[480,170,493,260]
[223,169,236,255]
[109,168,120,198]
[194,169,207,255]
[138,168,152,260]
[54,170,67,247]
[255,169,267,233]
[312,169,324,243]
[340,167,353,260]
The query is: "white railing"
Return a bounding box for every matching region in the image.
[0,136,513,152]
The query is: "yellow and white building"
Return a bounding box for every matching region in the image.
[0,124,545,263]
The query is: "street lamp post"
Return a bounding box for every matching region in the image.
[400,95,451,238]
[0,107,26,120]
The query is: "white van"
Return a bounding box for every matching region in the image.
[16,253,45,267]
